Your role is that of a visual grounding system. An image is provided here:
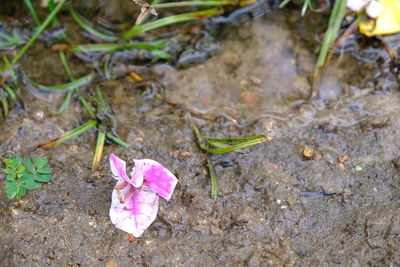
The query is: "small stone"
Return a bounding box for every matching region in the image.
[339,155,349,163]
[355,165,363,172]
[302,145,316,159]
[32,109,46,122]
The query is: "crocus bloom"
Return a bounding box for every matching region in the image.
[109,154,178,237]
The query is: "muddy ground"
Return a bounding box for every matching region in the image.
[1,2,400,266]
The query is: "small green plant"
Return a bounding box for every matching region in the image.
[2,156,52,200]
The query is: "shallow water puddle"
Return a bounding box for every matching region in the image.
[162,13,313,125]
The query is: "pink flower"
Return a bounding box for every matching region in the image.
[109,153,178,237]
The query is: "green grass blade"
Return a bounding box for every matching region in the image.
[279,0,292,8]
[207,159,218,198]
[79,97,97,119]
[92,131,105,171]
[316,0,347,68]
[69,7,118,42]
[48,0,58,25]
[154,1,239,8]
[192,123,268,153]
[123,8,220,40]
[23,0,41,26]
[59,51,72,77]
[3,55,17,84]
[202,135,269,143]
[199,138,268,153]
[28,72,94,92]
[12,0,67,64]
[0,97,8,116]
[37,120,98,149]
[95,85,109,114]
[105,133,130,148]
[103,53,112,80]
[55,89,75,116]
[4,85,17,100]
[63,40,168,53]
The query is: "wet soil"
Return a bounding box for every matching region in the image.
[1,3,400,267]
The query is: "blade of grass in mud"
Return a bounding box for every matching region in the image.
[0,97,8,116]
[28,72,94,92]
[48,0,58,25]
[37,120,98,149]
[153,1,240,9]
[202,135,269,143]
[23,0,41,26]
[4,85,17,100]
[55,51,77,116]
[53,40,168,53]
[59,51,72,77]
[123,8,220,40]
[207,159,218,198]
[12,0,67,64]
[199,138,268,153]
[105,133,130,148]
[79,97,96,119]
[69,7,117,42]
[103,54,112,80]
[316,0,347,68]
[3,55,17,84]
[192,123,268,153]
[92,131,105,171]
[55,89,75,116]
[0,32,23,48]
[95,85,109,114]
[279,0,291,8]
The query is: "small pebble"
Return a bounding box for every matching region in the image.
[302,145,316,159]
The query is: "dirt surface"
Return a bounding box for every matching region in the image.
[1,3,400,267]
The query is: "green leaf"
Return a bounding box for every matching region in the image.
[12,157,22,168]
[21,171,34,180]
[4,180,18,199]
[3,168,14,175]
[17,164,26,173]
[35,173,52,182]
[23,157,36,173]
[4,158,13,168]
[38,167,51,174]
[6,173,16,180]
[34,156,48,169]
[20,177,42,189]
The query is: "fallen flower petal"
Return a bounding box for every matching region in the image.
[133,159,179,201]
[109,154,178,237]
[110,153,143,187]
[110,182,159,237]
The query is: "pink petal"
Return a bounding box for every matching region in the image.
[135,159,178,201]
[110,154,143,187]
[109,154,130,183]
[110,183,159,237]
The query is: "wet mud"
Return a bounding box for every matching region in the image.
[1,3,400,267]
